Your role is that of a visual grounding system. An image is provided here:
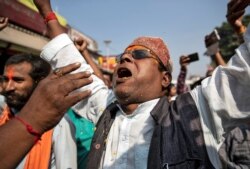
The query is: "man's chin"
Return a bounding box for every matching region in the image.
[6,100,25,110]
[114,88,133,102]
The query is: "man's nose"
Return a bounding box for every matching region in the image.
[4,80,15,91]
[120,53,134,64]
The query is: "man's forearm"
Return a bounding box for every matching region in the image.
[83,50,105,81]
[177,67,187,94]
[46,20,66,39]
[0,119,36,169]
[214,52,226,66]
[34,0,65,39]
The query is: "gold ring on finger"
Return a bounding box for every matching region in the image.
[53,68,64,77]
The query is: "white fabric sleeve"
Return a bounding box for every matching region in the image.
[202,24,250,131]
[51,116,77,169]
[41,34,92,72]
[40,34,111,123]
[190,24,250,169]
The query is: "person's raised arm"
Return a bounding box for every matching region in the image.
[227,0,250,42]
[34,0,93,80]
[177,55,189,94]
[34,0,111,124]
[74,37,105,81]
[205,34,226,66]
[0,63,92,169]
[213,52,226,66]
[34,0,104,84]
[34,0,65,38]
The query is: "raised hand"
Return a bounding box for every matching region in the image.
[33,0,53,17]
[18,63,93,134]
[179,55,189,71]
[74,37,88,53]
[226,0,250,34]
[34,0,65,38]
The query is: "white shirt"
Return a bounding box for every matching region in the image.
[41,25,250,169]
[102,99,158,169]
[50,115,77,169]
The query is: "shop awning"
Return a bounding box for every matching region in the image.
[0,24,49,54]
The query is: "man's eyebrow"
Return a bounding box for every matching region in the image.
[2,75,25,81]
[12,76,25,80]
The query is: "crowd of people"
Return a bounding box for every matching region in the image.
[0,0,250,169]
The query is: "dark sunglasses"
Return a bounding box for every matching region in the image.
[116,49,167,71]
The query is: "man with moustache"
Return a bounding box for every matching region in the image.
[34,0,250,168]
[0,54,77,169]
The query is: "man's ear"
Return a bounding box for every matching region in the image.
[162,71,172,88]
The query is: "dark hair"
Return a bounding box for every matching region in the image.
[5,53,51,82]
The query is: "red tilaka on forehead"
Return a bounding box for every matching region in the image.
[6,67,14,80]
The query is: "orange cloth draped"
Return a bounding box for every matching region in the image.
[24,130,53,169]
[0,105,13,124]
[0,105,53,169]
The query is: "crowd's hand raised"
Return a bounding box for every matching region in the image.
[179,55,189,70]
[74,37,88,53]
[18,63,93,134]
[33,0,53,17]
[227,0,250,34]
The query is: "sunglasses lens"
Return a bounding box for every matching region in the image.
[132,50,149,59]
[116,50,151,63]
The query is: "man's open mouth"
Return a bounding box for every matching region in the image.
[117,67,132,78]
